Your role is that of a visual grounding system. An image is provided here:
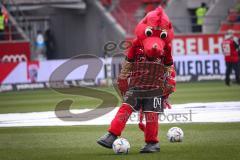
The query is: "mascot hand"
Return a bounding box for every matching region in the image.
[164,77,176,92]
[117,60,133,96]
[164,65,173,77]
[163,66,176,95]
[163,97,172,109]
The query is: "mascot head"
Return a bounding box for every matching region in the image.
[134,7,174,59]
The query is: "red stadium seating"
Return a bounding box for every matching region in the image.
[110,0,169,36]
[219,6,240,33]
[227,11,238,23]
[111,0,143,36]
[219,22,240,33]
[142,0,162,3]
[219,22,234,32]
[233,23,240,31]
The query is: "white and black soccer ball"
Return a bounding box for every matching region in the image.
[167,127,184,142]
[112,138,130,154]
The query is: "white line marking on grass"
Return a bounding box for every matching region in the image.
[0,102,240,127]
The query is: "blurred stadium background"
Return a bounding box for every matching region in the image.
[0,0,240,160]
[0,0,240,88]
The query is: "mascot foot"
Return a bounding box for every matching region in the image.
[140,143,160,153]
[97,132,117,149]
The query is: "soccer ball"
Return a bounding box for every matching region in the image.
[167,127,184,142]
[112,138,130,154]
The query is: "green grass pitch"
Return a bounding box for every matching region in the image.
[0,123,240,160]
[0,81,240,113]
[0,81,240,160]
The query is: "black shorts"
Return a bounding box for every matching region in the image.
[123,88,164,113]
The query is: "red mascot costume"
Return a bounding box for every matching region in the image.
[97,7,176,153]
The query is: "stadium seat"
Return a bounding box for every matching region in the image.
[219,22,233,32]
[111,0,143,36]
[218,4,240,33]
[227,11,238,23]
[233,23,240,31]
[142,0,162,3]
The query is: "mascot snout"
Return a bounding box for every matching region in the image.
[142,37,165,58]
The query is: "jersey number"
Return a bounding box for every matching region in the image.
[222,43,231,56]
[153,97,162,109]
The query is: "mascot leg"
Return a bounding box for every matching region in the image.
[108,103,133,136]
[138,108,145,132]
[140,112,160,153]
[144,112,159,143]
[97,103,133,149]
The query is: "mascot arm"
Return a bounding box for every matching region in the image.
[163,43,174,76]
[162,65,176,96]
[117,39,139,96]
[126,38,141,61]
[117,60,133,96]
[118,60,133,79]
[163,43,173,66]
[163,43,176,95]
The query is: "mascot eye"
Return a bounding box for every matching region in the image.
[160,31,168,39]
[145,28,153,37]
